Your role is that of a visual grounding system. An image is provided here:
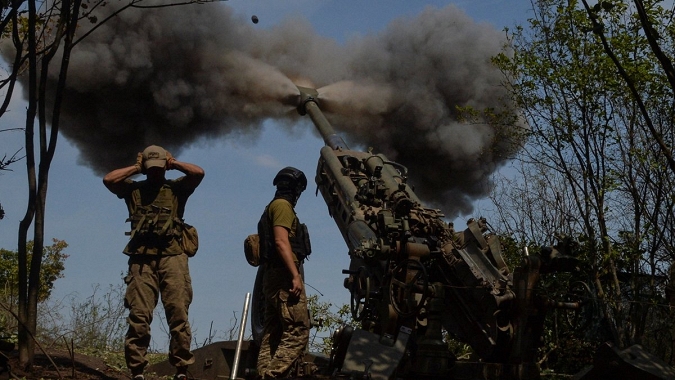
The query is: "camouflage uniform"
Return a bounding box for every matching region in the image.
[257,199,310,379]
[115,177,198,375]
[124,254,194,372]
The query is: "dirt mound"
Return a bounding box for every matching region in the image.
[3,349,133,380]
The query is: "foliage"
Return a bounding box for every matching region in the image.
[37,285,127,358]
[445,335,473,360]
[501,233,612,372]
[307,294,356,355]
[36,283,127,352]
[66,284,127,350]
[0,239,68,338]
[491,0,675,369]
[0,240,69,303]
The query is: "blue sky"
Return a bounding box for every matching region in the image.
[0,0,535,350]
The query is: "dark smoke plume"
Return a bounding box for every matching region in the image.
[9,3,519,216]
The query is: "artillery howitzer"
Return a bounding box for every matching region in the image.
[292,86,591,379]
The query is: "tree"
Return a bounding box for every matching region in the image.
[492,0,675,365]
[0,239,68,303]
[0,0,213,369]
[581,0,675,176]
[0,239,68,337]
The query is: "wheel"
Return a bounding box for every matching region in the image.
[563,280,596,331]
[388,259,428,317]
[329,324,354,371]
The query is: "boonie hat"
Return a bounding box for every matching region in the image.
[142,145,167,169]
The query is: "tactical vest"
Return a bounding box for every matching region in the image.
[126,183,181,241]
[257,200,311,266]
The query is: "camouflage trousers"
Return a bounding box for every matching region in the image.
[257,265,310,379]
[124,254,195,375]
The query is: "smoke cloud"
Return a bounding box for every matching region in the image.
[13,2,520,216]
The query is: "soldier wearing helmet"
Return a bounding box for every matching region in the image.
[256,166,311,379]
[103,145,204,380]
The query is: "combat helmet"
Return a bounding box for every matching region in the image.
[273,166,307,196]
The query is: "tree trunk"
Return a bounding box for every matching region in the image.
[17,0,39,368]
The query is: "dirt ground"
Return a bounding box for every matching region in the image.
[2,349,336,380]
[2,349,166,380]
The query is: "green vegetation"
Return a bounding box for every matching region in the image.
[490,0,675,372]
[0,240,68,342]
[307,294,354,355]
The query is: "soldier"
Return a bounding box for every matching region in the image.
[103,145,204,380]
[256,167,311,379]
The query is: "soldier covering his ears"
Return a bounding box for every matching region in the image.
[103,145,204,380]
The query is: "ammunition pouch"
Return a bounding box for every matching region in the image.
[126,206,178,240]
[291,223,312,262]
[179,221,199,257]
[244,234,261,267]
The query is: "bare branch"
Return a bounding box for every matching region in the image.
[73,0,216,47]
[0,148,24,171]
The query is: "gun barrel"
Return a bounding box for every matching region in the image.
[297,86,349,150]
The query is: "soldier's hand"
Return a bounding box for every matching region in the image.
[134,152,144,174]
[166,151,176,170]
[290,273,303,298]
